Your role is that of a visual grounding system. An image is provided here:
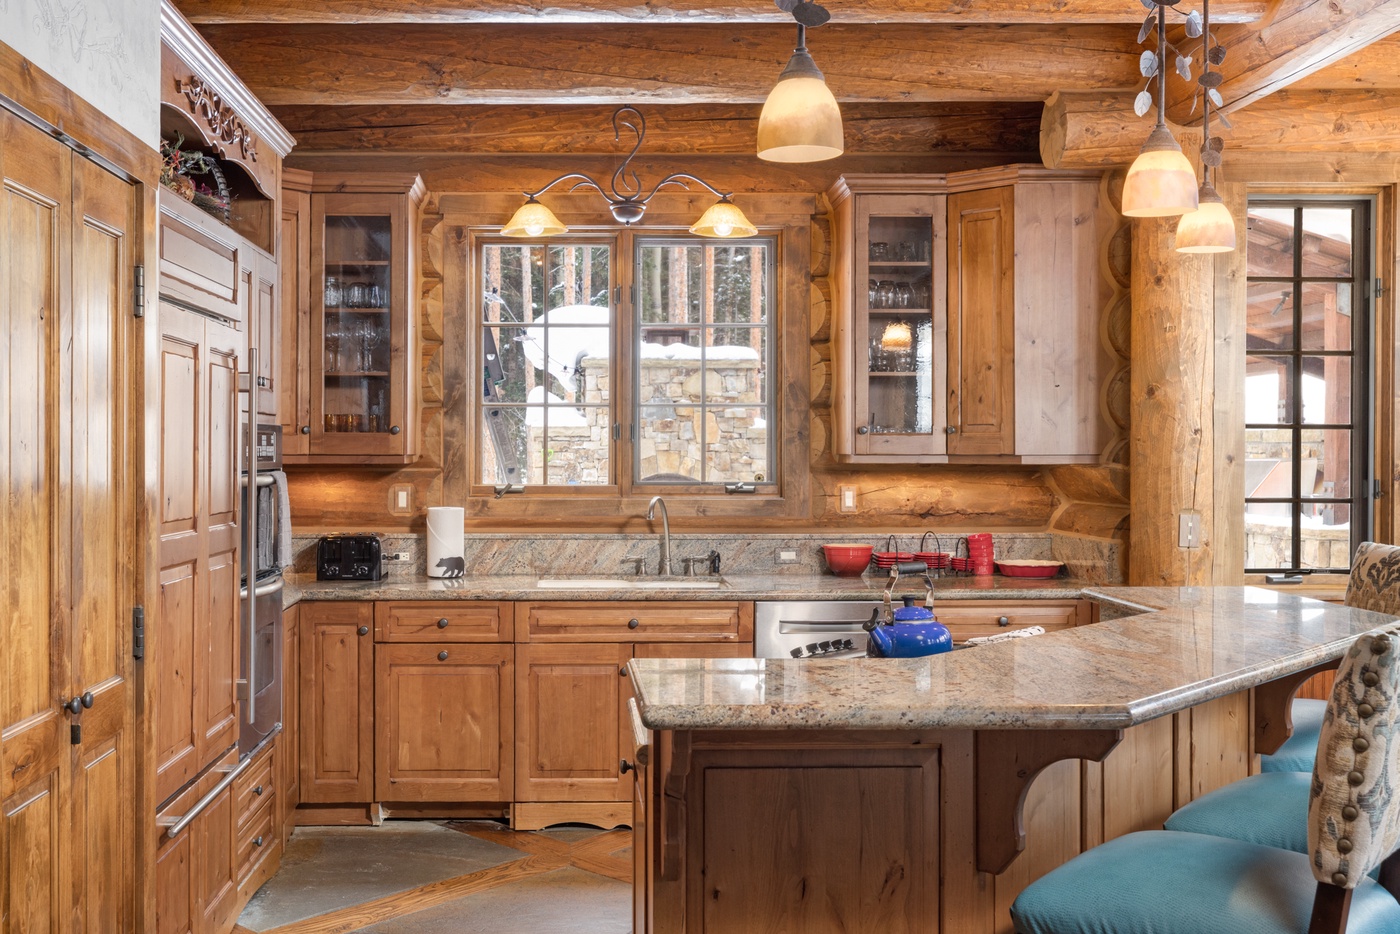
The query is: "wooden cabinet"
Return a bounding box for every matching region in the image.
[154,750,237,934]
[377,601,512,642]
[936,599,1090,642]
[234,742,279,899]
[282,173,425,465]
[279,605,300,843]
[1,112,141,934]
[299,602,376,803]
[376,643,514,802]
[279,170,313,453]
[829,167,1109,464]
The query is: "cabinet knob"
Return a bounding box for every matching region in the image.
[998,616,1010,626]
[389,425,401,435]
[620,759,635,775]
[438,650,449,661]
[437,618,450,629]
[357,626,369,636]
[253,836,264,848]
[945,426,958,434]
[627,618,640,630]
[81,691,94,709]
[856,426,869,435]
[254,785,264,796]
[300,425,311,435]
[63,696,82,715]
[619,666,628,677]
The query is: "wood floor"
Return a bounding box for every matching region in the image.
[234,821,632,934]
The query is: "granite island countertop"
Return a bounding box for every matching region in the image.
[626,586,1399,732]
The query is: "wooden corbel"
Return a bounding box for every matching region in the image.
[1254,660,1338,755]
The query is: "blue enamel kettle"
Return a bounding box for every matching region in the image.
[864,563,954,659]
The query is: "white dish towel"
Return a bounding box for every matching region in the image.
[269,469,293,571]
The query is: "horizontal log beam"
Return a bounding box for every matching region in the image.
[1290,35,1400,90]
[1042,90,1400,169]
[274,102,1043,154]
[175,0,1268,24]
[1166,0,1400,120]
[199,23,1145,106]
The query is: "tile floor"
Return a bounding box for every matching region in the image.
[235,821,632,934]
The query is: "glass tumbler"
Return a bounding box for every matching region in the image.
[870,242,889,262]
[898,241,916,262]
[324,276,342,309]
[347,282,368,308]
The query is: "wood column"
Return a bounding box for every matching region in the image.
[1129,214,1217,585]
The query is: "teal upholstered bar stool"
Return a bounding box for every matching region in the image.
[1163,542,1400,853]
[1010,629,1400,934]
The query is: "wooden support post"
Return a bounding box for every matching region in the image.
[1129,208,1216,586]
[1255,660,1338,755]
[974,728,1122,875]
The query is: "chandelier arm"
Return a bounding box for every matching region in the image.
[524,172,607,200]
[637,172,730,205]
[609,105,648,202]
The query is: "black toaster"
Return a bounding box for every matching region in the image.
[317,534,383,581]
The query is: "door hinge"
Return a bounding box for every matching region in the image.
[630,423,636,441]
[132,606,145,659]
[133,264,145,317]
[1376,278,1385,299]
[1375,479,1386,500]
[614,284,622,307]
[612,423,621,441]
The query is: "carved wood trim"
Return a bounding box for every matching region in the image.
[974,728,1122,874]
[1254,660,1339,755]
[658,730,692,883]
[178,76,258,163]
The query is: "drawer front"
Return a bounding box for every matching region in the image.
[377,602,512,642]
[159,195,242,322]
[234,746,275,827]
[935,600,1084,642]
[520,602,750,642]
[235,797,277,884]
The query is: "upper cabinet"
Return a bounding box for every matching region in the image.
[281,173,425,465]
[829,167,1111,465]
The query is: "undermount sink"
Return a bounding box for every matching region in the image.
[535,576,727,590]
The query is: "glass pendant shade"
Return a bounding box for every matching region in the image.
[880,319,913,351]
[689,198,758,239]
[1121,126,1200,218]
[757,47,844,163]
[501,198,567,237]
[1175,185,1236,253]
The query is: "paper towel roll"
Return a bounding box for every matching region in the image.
[426,506,465,578]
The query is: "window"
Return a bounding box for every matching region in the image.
[1244,200,1371,573]
[476,235,775,491]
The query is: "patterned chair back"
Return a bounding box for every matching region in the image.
[1346,542,1400,616]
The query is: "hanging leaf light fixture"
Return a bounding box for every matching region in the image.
[1121,0,1201,218]
[1176,0,1237,253]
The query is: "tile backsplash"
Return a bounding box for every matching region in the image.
[292,530,1122,583]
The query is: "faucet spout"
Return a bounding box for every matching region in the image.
[646,495,671,576]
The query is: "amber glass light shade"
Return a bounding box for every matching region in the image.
[1121,126,1200,218]
[1175,184,1236,253]
[757,45,844,163]
[501,198,567,237]
[880,319,913,351]
[689,198,758,239]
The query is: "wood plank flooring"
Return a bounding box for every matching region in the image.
[236,821,631,934]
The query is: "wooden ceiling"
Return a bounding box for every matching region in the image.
[172,0,1400,182]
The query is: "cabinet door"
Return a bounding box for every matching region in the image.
[376,643,514,802]
[947,186,1016,456]
[845,193,948,459]
[279,605,300,841]
[279,184,312,454]
[252,249,279,423]
[308,190,417,461]
[516,643,633,803]
[300,602,375,803]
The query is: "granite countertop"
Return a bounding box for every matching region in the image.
[626,586,1400,732]
[283,571,1090,607]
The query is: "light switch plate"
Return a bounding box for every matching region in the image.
[838,485,858,513]
[1178,511,1201,548]
[388,484,414,516]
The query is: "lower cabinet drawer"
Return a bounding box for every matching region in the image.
[236,796,277,885]
[234,746,275,827]
[935,600,1086,642]
[377,601,512,642]
[521,602,749,642]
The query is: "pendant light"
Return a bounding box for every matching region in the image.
[757,2,843,164]
[1176,0,1236,253]
[502,197,568,238]
[1122,1,1199,218]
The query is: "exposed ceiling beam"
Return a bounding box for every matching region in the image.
[1042,89,1400,168]
[1288,34,1400,89]
[196,23,1145,106]
[1166,0,1400,120]
[175,0,1268,25]
[273,102,1043,155]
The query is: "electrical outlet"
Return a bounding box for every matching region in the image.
[776,549,801,564]
[388,484,413,516]
[838,485,858,513]
[1178,511,1202,549]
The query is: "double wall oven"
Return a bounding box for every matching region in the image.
[241,416,286,754]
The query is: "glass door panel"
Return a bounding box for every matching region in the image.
[321,214,393,436]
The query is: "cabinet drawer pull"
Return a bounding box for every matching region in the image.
[438,650,449,661]
[998,616,1010,626]
[300,425,311,435]
[389,425,401,435]
[627,618,640,630]
[856,426,869,435]
[620,666,628,677]
[620,759,635,774]
[437,617,450,629]
[946,426,958,435]
[253,835,264,848]
[358,626,369,636]
[253,784,264,796]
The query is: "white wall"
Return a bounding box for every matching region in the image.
[0,0,160,148]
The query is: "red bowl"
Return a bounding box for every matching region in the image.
[823,544,873,577]
[995,560,1064,579]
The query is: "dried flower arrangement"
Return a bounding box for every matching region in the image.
[160,134,232,221]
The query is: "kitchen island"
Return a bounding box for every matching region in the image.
[626,587,1397,934]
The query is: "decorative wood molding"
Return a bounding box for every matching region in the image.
[178,75,258,162]
[974,728,1122,874]
[176,0,1268,24]
[1255,659,1339,755]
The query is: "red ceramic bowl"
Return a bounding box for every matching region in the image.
[823,543,874,577]
[995,559,1064,579]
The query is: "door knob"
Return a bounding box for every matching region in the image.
[81,692,93,709]
[998,616,1010,626]
[856,426,869,435]
[63,697,82,715]
[620,759,635,774]
[300,425,311,435]
[438,651,449,661]
[627,618,640,630]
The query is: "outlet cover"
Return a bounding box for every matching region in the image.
[388,484,414,516]
[776,549,801,564]
[838,485,858,513]
[1178,511,1202,549]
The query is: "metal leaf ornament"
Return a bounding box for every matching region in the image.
[1138,13,1156,43]
[1139,49,1159,77]
[1134,89,1154,117]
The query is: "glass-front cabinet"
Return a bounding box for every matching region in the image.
[295,177,424,463]
[831,184,948,461]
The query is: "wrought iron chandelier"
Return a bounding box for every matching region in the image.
[500,106,757,239]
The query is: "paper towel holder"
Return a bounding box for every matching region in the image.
[426,506,466,579]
